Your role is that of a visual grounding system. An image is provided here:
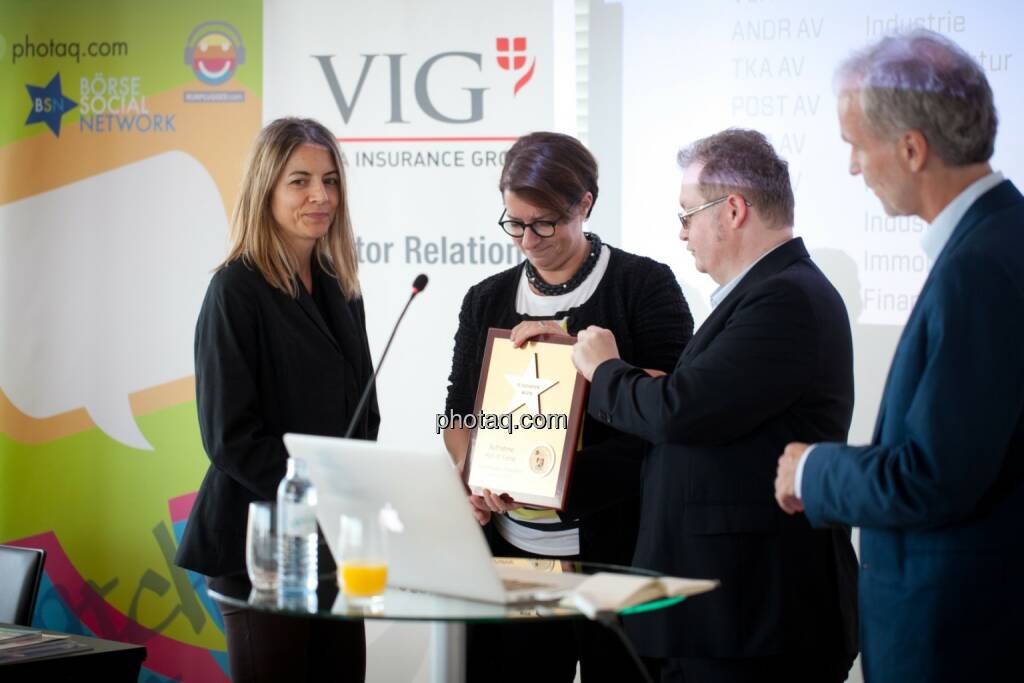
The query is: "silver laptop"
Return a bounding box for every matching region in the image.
[283,433,585,604]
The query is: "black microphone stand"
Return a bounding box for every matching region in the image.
[344,275,428,438]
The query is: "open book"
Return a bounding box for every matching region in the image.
[0,627,52,647]
[567,572,719,619]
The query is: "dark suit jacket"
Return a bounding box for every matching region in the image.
[589,237,858,661]
[175,258,380,578]
[802,180,1024,683]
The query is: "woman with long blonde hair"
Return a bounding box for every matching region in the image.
[177,117,377,682]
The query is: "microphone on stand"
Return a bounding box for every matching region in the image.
[344,274,429,439]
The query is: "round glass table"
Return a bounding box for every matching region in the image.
[207,559,686,683]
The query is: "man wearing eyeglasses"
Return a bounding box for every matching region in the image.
[572,128,859,683]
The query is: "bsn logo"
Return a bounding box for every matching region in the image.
[314,38,535,125]
[25,73,78,137]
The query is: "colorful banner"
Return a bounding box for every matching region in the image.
[0,1,261,680]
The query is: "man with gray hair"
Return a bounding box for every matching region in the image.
[775,29,1024,682]
[573,128,858,682]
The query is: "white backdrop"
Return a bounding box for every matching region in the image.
[618,0,1023,443]
[266,0,576,456]
[265,1,576,679]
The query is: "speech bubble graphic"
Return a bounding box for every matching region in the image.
[0,152,228,449]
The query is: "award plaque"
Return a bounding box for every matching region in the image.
[463,328,587,511]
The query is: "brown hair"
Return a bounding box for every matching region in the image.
[499,132,598,218]
[221,117,360,299]
[677,128,794,229]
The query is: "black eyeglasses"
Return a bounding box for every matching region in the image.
[498,208,559,238]
[678,196,752,229]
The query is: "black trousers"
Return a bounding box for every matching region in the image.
[643,650,854,683]
[209,576,366,683]
[466,528,645,682]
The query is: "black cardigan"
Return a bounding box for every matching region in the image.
[445,245,693,564]
[176,258,380,578]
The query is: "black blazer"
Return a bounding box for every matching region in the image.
[175,258,380,578]
[589,238,858,660]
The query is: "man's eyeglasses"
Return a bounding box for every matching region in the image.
[498,208,559,238]
[677,196,752,229]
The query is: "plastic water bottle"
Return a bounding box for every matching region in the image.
[277,457,318,595]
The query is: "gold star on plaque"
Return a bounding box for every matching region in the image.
[505,353,558,415]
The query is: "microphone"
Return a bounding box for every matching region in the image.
[344,274,429,439]
[412,273,428,294]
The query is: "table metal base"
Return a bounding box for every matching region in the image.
[431,621,465,683]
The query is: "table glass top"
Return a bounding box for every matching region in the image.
[207,559,685,623]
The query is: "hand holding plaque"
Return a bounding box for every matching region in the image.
[463,328,587,510]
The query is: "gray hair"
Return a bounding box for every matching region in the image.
[677,128,794,229]
[835,29,996,166]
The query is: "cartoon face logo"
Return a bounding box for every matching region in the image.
[184,22,246,86]
[496,36,535,96]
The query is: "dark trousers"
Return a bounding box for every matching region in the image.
[466,528,644,682]
[644,650,854,683]
[209,577,366,683]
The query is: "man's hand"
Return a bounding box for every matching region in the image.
[572,326,620,381]
[775,442,808,515]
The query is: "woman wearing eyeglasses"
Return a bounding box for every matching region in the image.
[443,132,694,681]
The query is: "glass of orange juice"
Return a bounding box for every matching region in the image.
[337,510,388,606]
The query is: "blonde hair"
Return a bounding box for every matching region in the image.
[221,117,360,299]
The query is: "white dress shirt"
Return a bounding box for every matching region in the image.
[794,171,1005,499]
[710,238,793,310]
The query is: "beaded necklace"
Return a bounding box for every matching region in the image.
[523,232,603,296]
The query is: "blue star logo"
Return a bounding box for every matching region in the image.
[25,73,78,137]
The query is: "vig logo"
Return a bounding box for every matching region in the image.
[315,36,537,125]
[184,21,246,85]
[24,73,78,137]
[496,37,535,96]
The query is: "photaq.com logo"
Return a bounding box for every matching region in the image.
[313,36,536,125]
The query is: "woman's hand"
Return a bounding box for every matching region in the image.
[476,489,522,514]
[509,320,566,348]
[467,490,522,525]
[468,495,492,525]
